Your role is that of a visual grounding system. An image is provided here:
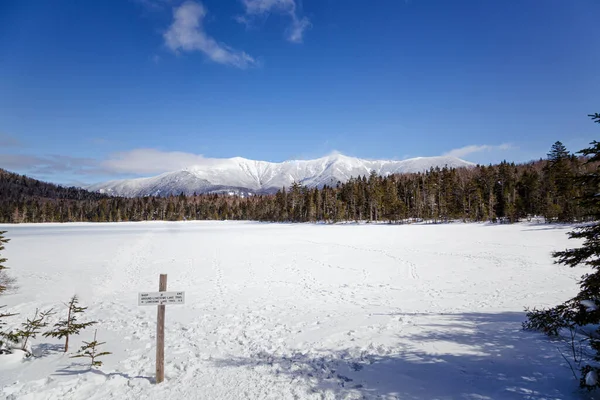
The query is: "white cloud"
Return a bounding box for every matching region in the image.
[1,144,519,183]
[134,0,168,12]
[443,143,513,159]
[239,0,310,43]
[233,14,250,25]
[0,149,220,180]
[0,154,100,177]
[102,148,218,174]
[288,15,311,43]
[243,0,290,14]
[164,1,256,68]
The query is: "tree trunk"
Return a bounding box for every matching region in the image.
[65,299,73,353]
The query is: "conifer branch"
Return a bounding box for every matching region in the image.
[70,329,111,368]
[524,113,600,390]
[43,295,96,353]
[7,308,55,355]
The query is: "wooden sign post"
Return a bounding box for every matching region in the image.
[156,274,166,384]
[138,274,185,384]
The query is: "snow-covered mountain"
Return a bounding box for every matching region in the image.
[86,154,474,197]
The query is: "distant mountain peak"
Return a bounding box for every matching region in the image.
[87,155,475,197]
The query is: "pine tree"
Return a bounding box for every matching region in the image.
[43,295,97,353]
[8,308,54,355]
[524,114,600,389]
[0,306,16,329]
[70,329,111,368]
[0,231,9,294]
[548,141,570,163]
[544,141,577,221]
[0,305,17,352]
[0,231,7,271]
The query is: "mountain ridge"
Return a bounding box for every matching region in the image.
[86,154,475,197]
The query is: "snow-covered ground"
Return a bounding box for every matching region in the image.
[0,221,595,399]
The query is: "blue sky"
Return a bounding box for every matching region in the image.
[1,0,599,184]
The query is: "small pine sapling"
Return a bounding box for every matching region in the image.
[0,305,16,330]
[70,329,111,368]
[9,308,55,355]
[0,231,8,271]
[0,305,18,353]
[43,295,96,353]
[0,231,10,294]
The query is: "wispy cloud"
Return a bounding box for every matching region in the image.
[102,148,217,174]
[0,149,219,181]
[443,144,513,159]
[133,0,170,12]
[164,1,256,68]
[1,144,519,184]
[0,133,22,147]
[239,0,311,43]
[89,137,111,146]
[0,154,100,177]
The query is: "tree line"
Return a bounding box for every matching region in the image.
[0,141,597,224]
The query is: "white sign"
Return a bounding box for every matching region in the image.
[139,291,185,306]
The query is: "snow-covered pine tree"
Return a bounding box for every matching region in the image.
[70,329,111,368]
[8,308,55,355]
[524,113,600,389]
[43,295,96,353]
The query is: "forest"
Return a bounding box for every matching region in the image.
[0,141,597,224]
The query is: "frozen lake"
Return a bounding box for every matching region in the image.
[0,221,590,399]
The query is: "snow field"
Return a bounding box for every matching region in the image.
[0,222,591,399]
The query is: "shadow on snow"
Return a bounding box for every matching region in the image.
[213,312,597,400]
[30,343,64,358]
[53,362,154,383]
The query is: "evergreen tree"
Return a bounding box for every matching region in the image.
[70,329,111,368]
[289,182,303,222]
[0,142,595,224]
[0,306,17,353]
[544,141,577,221]
[0,231,9,294]
[43,295,96,353]
[0,231,7,271]
[8,308,55,355]
[0,306,16,330]
[548,141,570,162]
[524,114,600,389]
[517,168,541,218]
